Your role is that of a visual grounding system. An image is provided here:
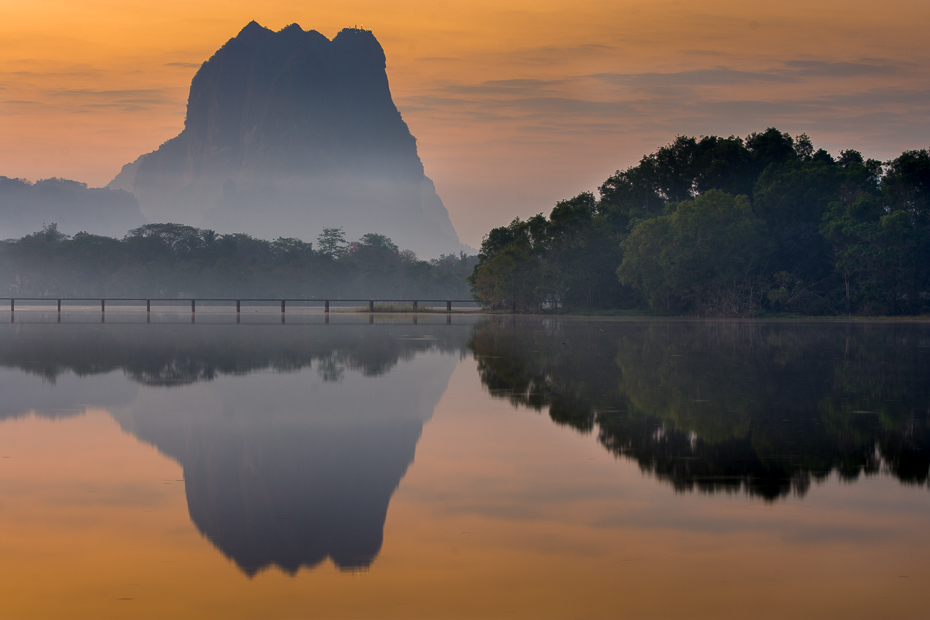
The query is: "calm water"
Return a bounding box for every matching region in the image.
[0,314,928,618]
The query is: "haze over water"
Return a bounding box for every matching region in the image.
[0,314,928,618]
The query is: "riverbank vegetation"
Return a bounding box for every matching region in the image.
[0,224,475,299]
[468,129,930,316]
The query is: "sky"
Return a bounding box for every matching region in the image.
[2,0,929,247]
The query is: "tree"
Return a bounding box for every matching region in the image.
[0,224,473,300]
[469,217,547,310]
[126,223,203,254]
[822,195,930,315]
[617,191,769,315]
[469,129,929,316]
[545,193,624,308]
[882,149,930,228]
[316,227,347,259]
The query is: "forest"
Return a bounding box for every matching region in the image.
[0,224,476,300]
[469,128,930,315]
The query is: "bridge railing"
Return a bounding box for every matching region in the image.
[1,297,481,322]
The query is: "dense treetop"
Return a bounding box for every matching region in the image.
[469,128,930,315]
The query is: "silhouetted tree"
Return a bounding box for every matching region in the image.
[470,128,930,316]
[0,225,475,299]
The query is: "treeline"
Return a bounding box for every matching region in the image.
[0,223,476,299]
[469,128,930,315]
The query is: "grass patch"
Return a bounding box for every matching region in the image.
[335,303,477,313]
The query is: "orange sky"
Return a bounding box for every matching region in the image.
[2,0,929,245]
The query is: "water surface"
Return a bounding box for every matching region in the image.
[0,315,928,618]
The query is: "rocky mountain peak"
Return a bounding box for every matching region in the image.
[111,22,466,258]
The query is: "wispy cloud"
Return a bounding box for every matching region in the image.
[589,60,903,90]
[442,78,568,95]
[783,60,898,78]
[4,69,100,80]
[43,88,179,112]
[590,68,795,88]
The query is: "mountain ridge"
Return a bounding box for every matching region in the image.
[0,176,144,239]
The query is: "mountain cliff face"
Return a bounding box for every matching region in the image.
[110,22,465,257]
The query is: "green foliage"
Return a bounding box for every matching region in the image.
[470,128,930,316]
[0,224,476,299]
[468,217,545,311]
[316,227,348,258]
[822,196,930,314]
[754,151,842,226]
[618,191,768,315]
[882,149,930,227]
[468,196,626,311]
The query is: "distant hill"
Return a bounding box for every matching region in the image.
[110,22,467,258]
[0,176,145,240]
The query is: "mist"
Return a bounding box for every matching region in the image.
[0,223,475,300]
[0,177,145,240]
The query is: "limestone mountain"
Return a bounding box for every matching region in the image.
[110,22,466,258]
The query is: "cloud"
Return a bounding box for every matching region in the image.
[501,43,620,67]
[485,96,635,118]
[783,60,898,78]
[442,78,568,95]
[4,69,99,80]
[405,55,919,138]
[43,88,179,112]
[402,65,930,155]
[818,87,930,109]
[590,68,795,88]
[165,62,202,69]
[398,94,476,108]
[412,56,465,63]
[47,88,170,99]
[679,49,737,58]
[585,60,904,94]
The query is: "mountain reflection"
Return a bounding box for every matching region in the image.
[0,322,469,574]
[468,318,930,500]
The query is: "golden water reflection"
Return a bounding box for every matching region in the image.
[0,319,928,618]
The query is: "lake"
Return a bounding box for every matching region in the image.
[0,313,928,618]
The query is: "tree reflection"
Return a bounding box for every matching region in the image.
[0,323,465,388]
[468,318,930,500]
